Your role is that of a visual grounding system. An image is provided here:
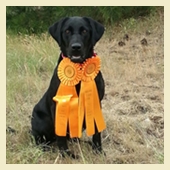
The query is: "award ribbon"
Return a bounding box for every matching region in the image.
[53,56,106,138]
[53,58,81,137]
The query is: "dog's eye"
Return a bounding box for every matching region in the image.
[82,29,87,34]
[65,29,70,34]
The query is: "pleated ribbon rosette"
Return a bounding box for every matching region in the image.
[53,56,106,138]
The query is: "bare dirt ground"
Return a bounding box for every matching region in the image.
[94,12,164,163]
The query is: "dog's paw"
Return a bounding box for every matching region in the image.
[87,141,106,156]
[68,137,80,144]
[92,145,106,156]
[93,147,106,156]
[60,149,79,159]
[41,144,57,152]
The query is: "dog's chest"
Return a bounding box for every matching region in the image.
[75,83,81,95]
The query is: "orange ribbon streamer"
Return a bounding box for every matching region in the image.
[78,57,106,137]
[53,84,79,137]
[78,81,106,137]
[53,56,106,138]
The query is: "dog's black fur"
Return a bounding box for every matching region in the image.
[31,16,105,158]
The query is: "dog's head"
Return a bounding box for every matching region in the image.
[49,16,104,63]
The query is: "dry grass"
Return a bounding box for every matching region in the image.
[6,11,164,164]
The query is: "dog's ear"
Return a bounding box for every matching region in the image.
[83,17,105,46]
[49,17,69,46]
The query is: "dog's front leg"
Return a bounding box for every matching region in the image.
[91,125,106,155]
[92,131,102,152]
[57,136,78,159]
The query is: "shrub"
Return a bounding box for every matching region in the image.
[6,6,158,34]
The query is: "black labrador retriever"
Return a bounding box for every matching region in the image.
[31,16,105,158]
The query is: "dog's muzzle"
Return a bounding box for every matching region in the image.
[69,43,84,63]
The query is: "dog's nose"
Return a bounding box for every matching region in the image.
[71,43,81,51]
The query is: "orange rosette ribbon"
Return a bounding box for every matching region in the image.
[53,58,81,138]
[53,56,106,138]
[78,57,106,137]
